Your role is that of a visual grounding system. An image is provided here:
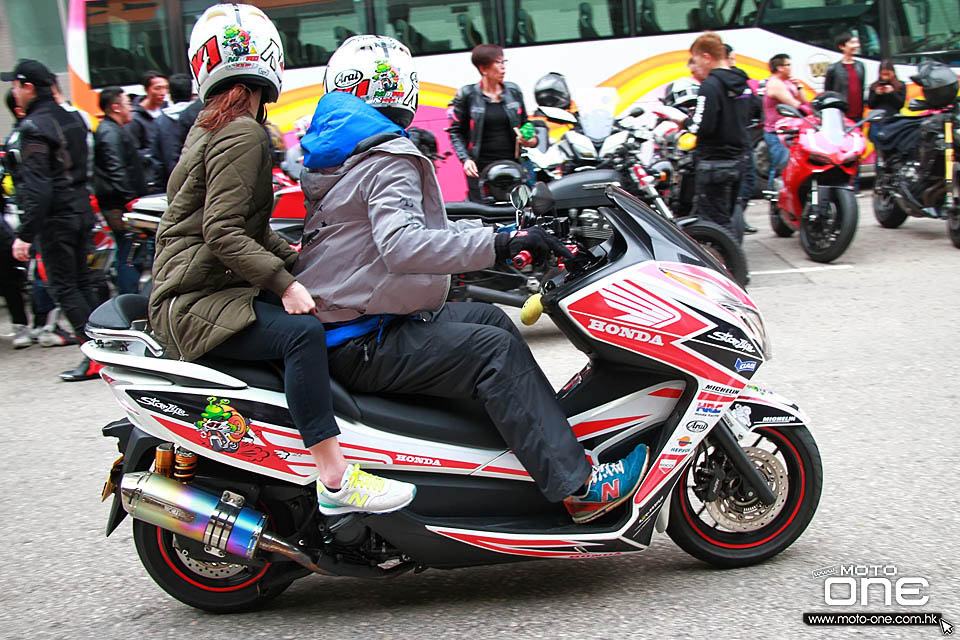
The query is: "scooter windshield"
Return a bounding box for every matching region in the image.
[603,187,727,275]
[820,108,846,146]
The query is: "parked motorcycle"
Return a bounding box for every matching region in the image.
[768,94,886,263]
[90,183,821,612]
[871,62,959,245]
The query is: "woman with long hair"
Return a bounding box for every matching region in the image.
[868,59,906,117]
[148,4,415,515]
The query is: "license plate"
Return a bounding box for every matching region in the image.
[101,456,124,502]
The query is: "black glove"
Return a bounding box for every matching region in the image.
[494,228,575,265]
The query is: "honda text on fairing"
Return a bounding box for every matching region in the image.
[871,61,960,245]
[768,93,887,263]
[90,183,821,612]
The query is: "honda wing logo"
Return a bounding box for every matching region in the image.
[599,281,681,329]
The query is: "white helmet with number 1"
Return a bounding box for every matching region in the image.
[188,3,284,104]
[324,35,419,128]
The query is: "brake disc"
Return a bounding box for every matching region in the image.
[704,447,789,532]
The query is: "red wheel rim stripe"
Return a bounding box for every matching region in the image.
[680,427,805,549]
[155,528,270,592]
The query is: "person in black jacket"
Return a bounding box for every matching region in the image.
[94,87,145,295]
[150,73,202,189]
[677,34,751,244]
[127,71,168,194]
[824,31,866,121]
[447,44,538,202]
[868,59,906,117]
[3,59,100,380]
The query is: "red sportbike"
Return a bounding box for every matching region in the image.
[768,94,886,263]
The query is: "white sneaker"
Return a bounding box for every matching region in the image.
[11,324,33,349]
[317,464,416,516]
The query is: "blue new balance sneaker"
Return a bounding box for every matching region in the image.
[563,444,649,524]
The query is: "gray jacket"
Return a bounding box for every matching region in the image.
[294,136,495,322]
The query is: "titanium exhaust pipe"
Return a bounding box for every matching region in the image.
[120,471,329,573]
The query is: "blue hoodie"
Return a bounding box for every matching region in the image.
[301,92,407,170]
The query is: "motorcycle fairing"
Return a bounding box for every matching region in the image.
[96,354,689,488]
[726,383,811,432]
[560,261,762,386]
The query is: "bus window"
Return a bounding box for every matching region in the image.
[85,0,173,88]
[632,0,757,34]
[760,0,882,59]
[886,0,960,64]
[181,0,370,69]
[501,1,629,44]
[372,0,497,55]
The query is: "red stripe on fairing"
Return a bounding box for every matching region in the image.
[681,427,805,549]
[649,387,683,398]
[153,415,309,476]
[482,466,531,477]
[571,415,649,438]
[633,452,689,505]
[344,455,389,464]
[340,442,480,471]
[433,530,622,558]
[252,423,301,438]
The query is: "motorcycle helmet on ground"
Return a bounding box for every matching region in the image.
[910,61,959,110]
[810,91,848,115]
[188,4,284,104]
[665,77,699,111]
[480,160,527,203]
[534,72,572,110]
[323,35,419,128]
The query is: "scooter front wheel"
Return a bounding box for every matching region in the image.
[666,425,822,568]
[947,200,960,249]
[132,520,294,613]
[800,187,858,263]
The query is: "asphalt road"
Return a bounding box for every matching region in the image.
[1,195,957,639]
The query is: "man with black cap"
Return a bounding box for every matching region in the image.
[3,59,101,381]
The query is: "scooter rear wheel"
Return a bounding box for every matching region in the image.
[800,188,858,263]
[132,519,293,613]
[666,425,822,568]
[947,203,960,249]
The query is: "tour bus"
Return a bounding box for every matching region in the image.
[67,0,959,199]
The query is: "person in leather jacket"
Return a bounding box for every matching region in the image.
[448,44,537,202]
[824,32,866,121]
[94,87,146,294]
[3,59,100,380]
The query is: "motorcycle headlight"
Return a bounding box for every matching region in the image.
[808,153,833,166]
[662,268,771,359]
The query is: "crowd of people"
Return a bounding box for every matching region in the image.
[0,2,920,519]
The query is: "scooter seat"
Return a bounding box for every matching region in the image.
[88,293,150,330]
[194,357,506,450]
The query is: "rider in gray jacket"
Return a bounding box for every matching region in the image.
[294,36,651,524]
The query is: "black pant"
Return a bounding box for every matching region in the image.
[0,233,28,326]
[38,214,99,341]
[328,302,592,502]
[693,157,743,244]
[209,298,338,448]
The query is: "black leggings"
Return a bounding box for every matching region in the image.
[328,302,592,502]
[210,298,338,448]
[0,241,28,326]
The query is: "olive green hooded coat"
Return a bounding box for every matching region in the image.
[148,115,298,361]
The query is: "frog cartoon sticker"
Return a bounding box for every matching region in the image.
[223,24,255,58]
[371,59,404,103]
[196,397,251,453]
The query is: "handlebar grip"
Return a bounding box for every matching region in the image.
[512,250,533,268]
